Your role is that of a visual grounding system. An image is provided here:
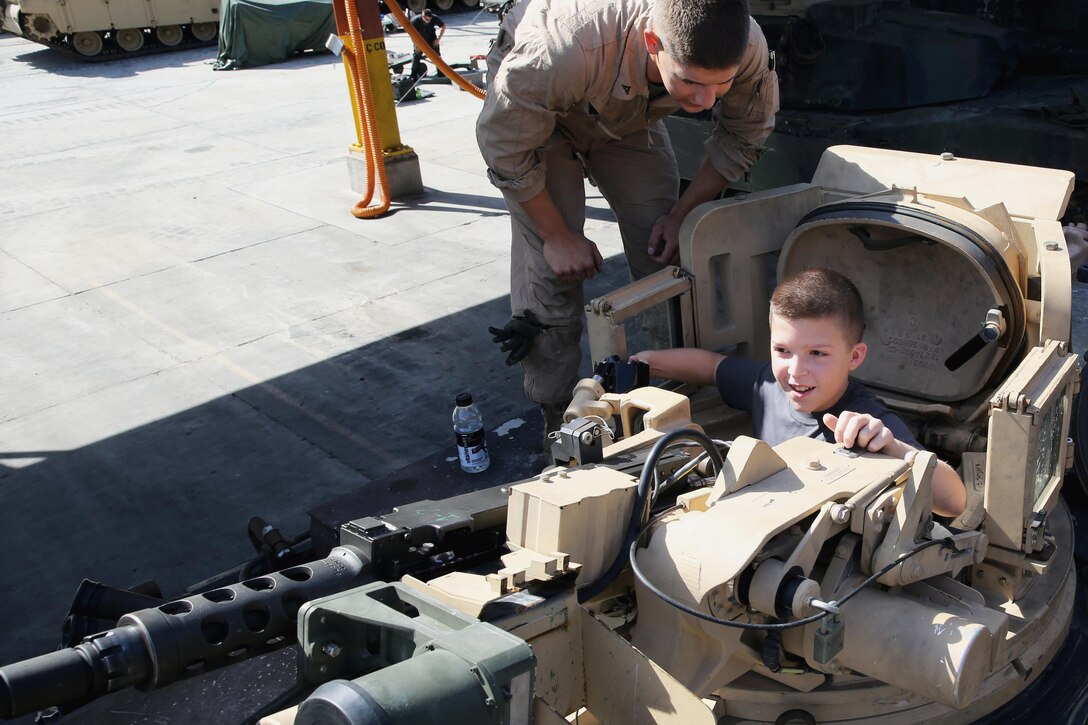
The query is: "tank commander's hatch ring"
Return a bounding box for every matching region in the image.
[780,201,1026,403]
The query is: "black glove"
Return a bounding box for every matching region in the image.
[488,310,551,366]
[593,355,650,393]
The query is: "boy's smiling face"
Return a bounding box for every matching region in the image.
[769,313,867,414]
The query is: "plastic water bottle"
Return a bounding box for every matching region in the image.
[453,393,490,473]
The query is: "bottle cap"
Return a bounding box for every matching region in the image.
[456,393,473,406]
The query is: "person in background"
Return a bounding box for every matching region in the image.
[410,8,445,79]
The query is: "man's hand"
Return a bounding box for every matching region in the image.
[647,159,730,265]
[648,211,683,265]
[543,231,603,282]
[823,412,896,453]
[520,190,602,281]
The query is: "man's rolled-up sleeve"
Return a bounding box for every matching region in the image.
[703,18,780,185]
[476,33,587,204]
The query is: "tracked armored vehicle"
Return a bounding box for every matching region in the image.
[1,0,219,59]
[0,146,1083,723]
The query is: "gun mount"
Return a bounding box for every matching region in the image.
[0,146,1083,723]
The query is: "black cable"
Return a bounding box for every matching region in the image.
[649,438,732,507]
[577,428,724,603]
[629,514,957,631]
[650,448,705,506]
[833,537,955,609]
[762,629,783,672]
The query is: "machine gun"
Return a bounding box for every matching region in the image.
[0,476,529,721]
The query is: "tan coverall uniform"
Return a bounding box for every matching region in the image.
[477,0,779,406]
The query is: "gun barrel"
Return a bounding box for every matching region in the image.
[1,646,101,719]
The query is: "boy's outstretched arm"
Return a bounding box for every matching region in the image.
[629,348,725,387]
[823,412,967,518]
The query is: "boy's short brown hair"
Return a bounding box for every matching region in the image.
[652,0,751,69]
[770,267,866,344]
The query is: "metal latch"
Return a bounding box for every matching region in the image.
[813,615,844,664]
[1026,512,1047,553]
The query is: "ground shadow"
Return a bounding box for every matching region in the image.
[392,188,620,224]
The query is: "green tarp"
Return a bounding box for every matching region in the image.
[214,0,336,70]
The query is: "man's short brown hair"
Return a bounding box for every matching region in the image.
[770,267,866,344]
[652,0,751,69]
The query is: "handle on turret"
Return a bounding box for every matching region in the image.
[944,308,1005,371]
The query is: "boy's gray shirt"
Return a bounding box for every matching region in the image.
[715,357,920,448]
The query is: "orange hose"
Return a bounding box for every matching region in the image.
[341,0,488,219]
[384,1,485,99]
[342,1,391,217]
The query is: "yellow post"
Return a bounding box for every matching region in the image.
[359,34,403,153]
[333,0,422,202]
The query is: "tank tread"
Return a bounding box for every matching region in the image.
[22,26,217,62]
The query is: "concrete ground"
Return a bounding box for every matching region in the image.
[3,6,1088,685]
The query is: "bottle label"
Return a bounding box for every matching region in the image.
[456,429,489,467]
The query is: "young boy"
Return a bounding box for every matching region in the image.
[632,267,967,517]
